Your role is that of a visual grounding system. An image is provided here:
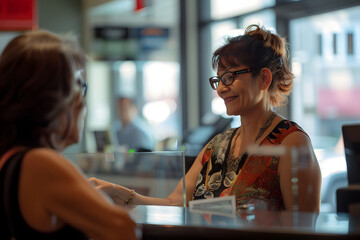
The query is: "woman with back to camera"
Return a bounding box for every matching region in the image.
[0,30,137,239]
[89,24,322,212]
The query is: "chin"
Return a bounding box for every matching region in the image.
[226,109,240,116]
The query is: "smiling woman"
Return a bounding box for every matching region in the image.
[89,24,322,213]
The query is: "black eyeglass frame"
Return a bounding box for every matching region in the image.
[77,79,88,97]
[209,67,253,90]
[75,69,87,97]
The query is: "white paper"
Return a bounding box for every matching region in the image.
[189,195,236,217]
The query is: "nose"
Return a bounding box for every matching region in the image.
[216,81,229,96]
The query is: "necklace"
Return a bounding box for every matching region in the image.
[227,128,243,170]
[227,112,276,162]
[228,127,241,158]
[226,111,277,172]
[226,128,242,163]
[254,111,277,142]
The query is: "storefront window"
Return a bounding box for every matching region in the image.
[290,6,360,211]
[290,6,360,145]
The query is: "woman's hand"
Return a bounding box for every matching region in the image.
[88,177,134,206]
[88,177,115,195]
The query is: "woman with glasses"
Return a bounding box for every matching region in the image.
[89,24,321,212]
[0,30,138,239]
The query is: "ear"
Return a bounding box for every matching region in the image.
[259,68,272,90]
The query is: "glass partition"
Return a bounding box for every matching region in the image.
[65,151,186,207]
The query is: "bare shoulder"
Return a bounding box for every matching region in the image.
[281,129,312,148]
[25,148,74,166]
[278,129,319,171]
[26,147,63,160]
[22,148,81,180]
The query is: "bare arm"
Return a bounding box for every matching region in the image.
[89,147,206,207]
[278,131,322,212]
[19,148,138,240]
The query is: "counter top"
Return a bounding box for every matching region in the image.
[130,205,360,240]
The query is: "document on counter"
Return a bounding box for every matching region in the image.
[189,195,236,217]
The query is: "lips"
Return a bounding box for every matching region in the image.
[224,96,238,103]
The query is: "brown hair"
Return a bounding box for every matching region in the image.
[212,24,294,107]
[0,30,86,155]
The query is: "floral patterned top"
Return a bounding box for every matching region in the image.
[192,120,306,211]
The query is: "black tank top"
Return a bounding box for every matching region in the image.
[0,150,88,239]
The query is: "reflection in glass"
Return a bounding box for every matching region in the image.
[146,205,184,225]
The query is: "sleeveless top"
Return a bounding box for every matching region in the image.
[0,150,88,239]
[192,120,306,211]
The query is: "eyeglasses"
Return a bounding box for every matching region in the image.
[75,69,87,97]
[77,79,88,97]
[209,67,253,90]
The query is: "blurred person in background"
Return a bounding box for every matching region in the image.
[113,95,156,152]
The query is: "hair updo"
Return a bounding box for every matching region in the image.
[212,24,294,107]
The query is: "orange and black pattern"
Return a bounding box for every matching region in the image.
[192,120,306,211]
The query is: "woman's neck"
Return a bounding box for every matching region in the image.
[239,106,273,143]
